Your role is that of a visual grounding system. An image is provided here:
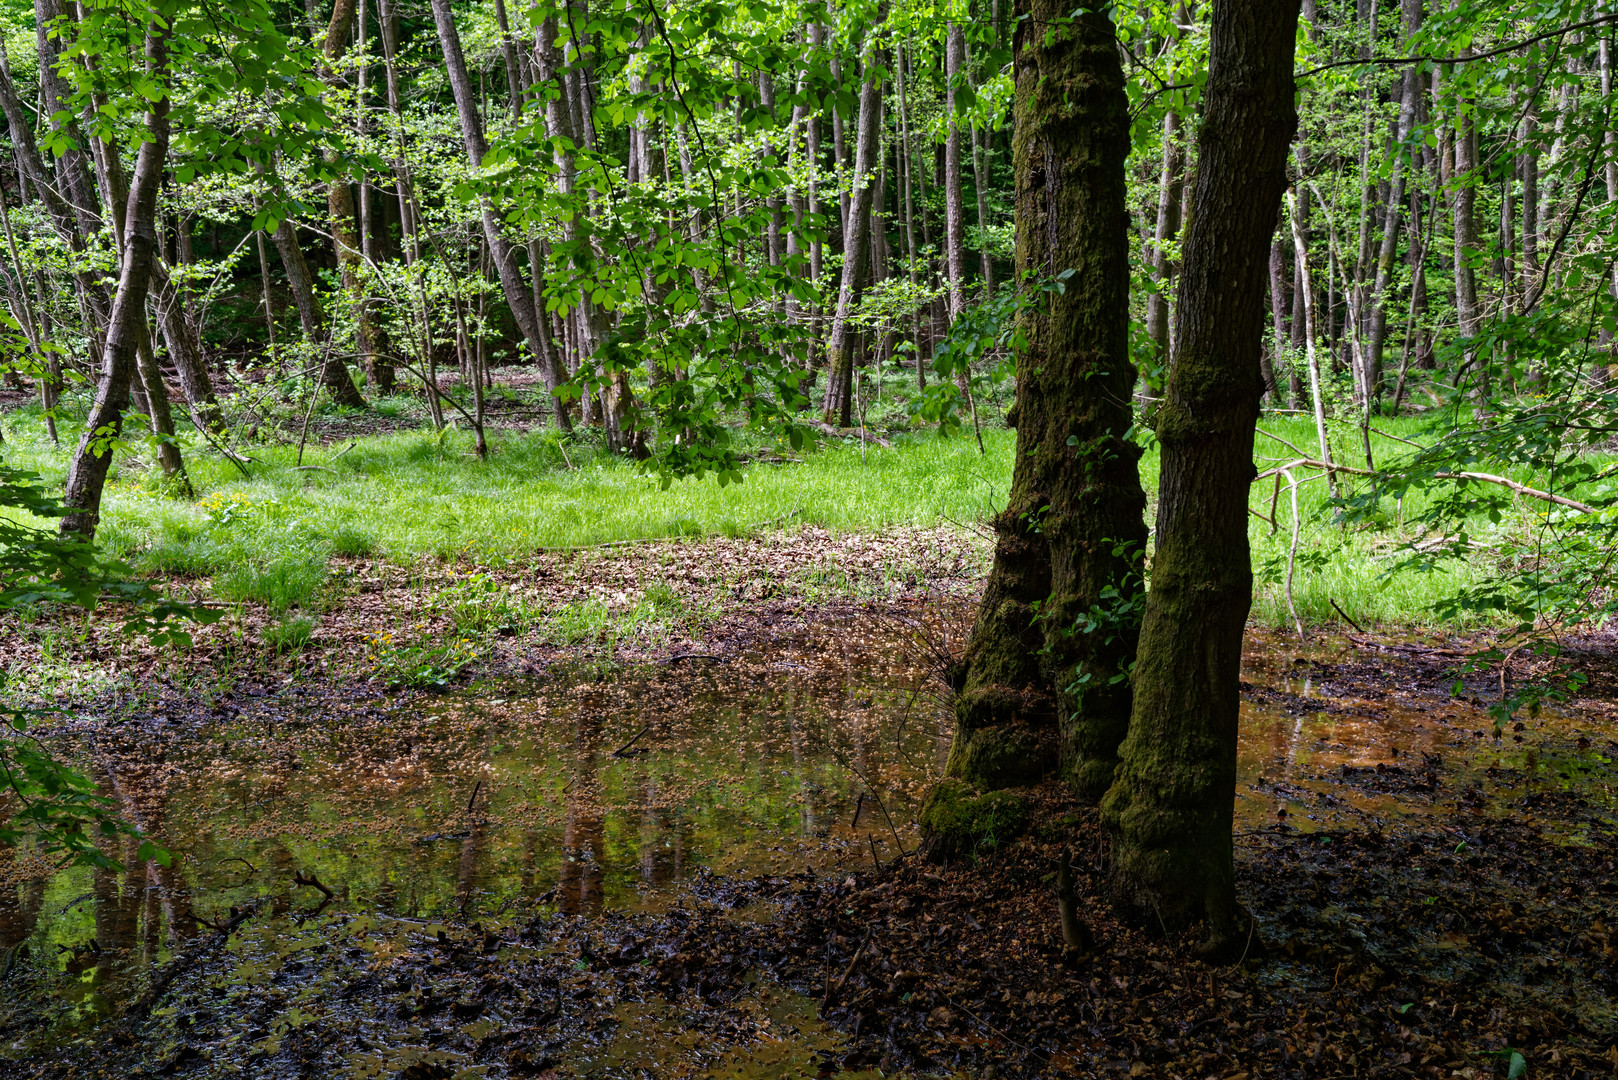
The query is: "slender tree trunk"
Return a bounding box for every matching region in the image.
[1365,0,1423,405]
[431,0,579,440]
[822,34,882,428]
[1600,30,1617,363]
[944,21,968,323]
[943,0,1147,798]
[62,20,172,538]
[1451,53,1483,399]
[1145,109,1184,365]
[150,259,222,433]
[133,322,191,494]
[1101,0,1300,954]
[319,0,376,406]
[895,42,924,385]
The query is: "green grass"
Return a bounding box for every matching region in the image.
[1,395,1599,632]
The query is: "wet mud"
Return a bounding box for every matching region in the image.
[1,618,1616,1078]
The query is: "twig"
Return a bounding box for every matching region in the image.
[823,927,874,1008]
[610,724,652,757]
[875,796,907,855]
[1328,598,1364,633]
[850,792,865,828]
[868,834,883,870]
[466,779,483,813]
[292,870,335,899]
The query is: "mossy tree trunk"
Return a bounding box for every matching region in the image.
[1100,0,1300,955]
[945,0,1146,799]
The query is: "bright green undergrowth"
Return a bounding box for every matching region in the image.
[0,401,1599,631]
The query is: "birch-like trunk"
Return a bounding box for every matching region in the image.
[62,20,172,538]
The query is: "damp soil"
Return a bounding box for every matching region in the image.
[2,619,1617,1079]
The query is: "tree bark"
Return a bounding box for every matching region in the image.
[944,21,968,323]
[1365,0,1423,405]
[1101,0,1300,953]
[1451,52,1483,398]
[821,35,882,428]
[431,0,577,436]
[944,0,1146,798]
[150,259,223,434]
[61,20,172,538]
[132,321,191,494]
[1145,109,1183,365]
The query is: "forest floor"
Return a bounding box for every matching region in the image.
[1,542,1617,1078]
[2,396,1616,1078]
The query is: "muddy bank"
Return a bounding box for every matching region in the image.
[1,625,1616,1078]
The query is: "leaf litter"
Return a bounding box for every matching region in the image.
[0,535,1616,1077]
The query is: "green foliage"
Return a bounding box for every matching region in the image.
[363,632,482,690]
[445,573,534,637]
[0,458,212,870]
[214,558,328,615]
[264,614,316,653]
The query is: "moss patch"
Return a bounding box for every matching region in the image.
[919,778,1030,863]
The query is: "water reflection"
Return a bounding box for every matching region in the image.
[6,624,1609,1035]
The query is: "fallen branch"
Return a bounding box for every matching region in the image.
[1328,597,1365,633]
[808,420,892,448]
[292,870,335,899]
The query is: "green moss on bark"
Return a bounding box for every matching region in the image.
[945,0,1146,800]
[919,778,1030,862]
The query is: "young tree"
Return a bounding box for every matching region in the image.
[61,16,173,538]
[821,30,883,428]
[1101,0,1301,954]
[944,0,1146,798]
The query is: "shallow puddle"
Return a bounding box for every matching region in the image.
[3,623,1616,1071]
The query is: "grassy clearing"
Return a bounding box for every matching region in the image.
[0,396,1598,633]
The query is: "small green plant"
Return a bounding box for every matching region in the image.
[535,600,615,645]
[329,524,376,558]
[444,573,532,637]
[365,632,481,690]
[264,615,316,653]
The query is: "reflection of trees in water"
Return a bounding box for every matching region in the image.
[558,712,603,916]
[0,849,44,952]
[785,681,818,834]
[457,821,483,914]
[637,766,691,888]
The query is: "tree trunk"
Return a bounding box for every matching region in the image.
[895,42,924,384]
[1145,109,1183,365]
[944,21,968,323]
[150,259,223,433]
[133,322,191,495]
[1365,0,1423,405]
[61,20,172,538]
[320,0,378,403]
[1101,0,1299,954]
[821,35,882,428]
[431,0,575,435]
[1451,53,1483,398]
[944,0,1147,798]
[1599,30,1616,363]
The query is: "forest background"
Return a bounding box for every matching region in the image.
[0,0,1616,864]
